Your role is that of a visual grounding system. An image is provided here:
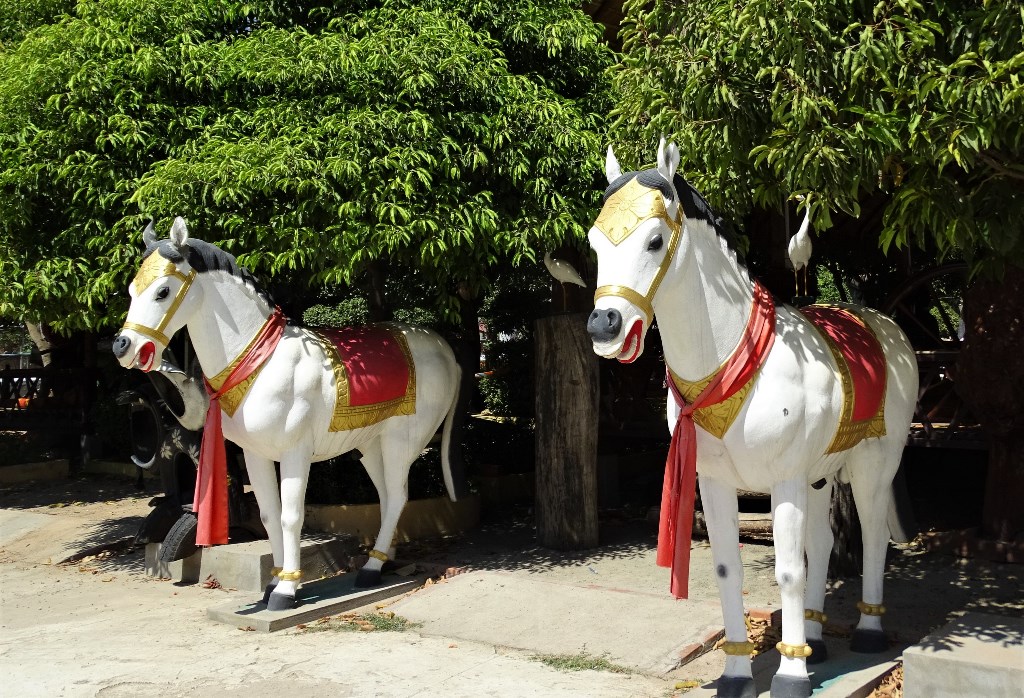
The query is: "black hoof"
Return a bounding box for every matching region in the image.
[769,674,811,698]
[806,639,828,665]
[260,582,277,605]
[716,675,756,698]
[850,628,888,653]
[355,567,382,588]
[266,592,296,612]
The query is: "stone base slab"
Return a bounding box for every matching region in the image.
[903,612,1024,698]
[207,573,421,632]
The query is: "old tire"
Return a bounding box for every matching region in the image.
[159,511,199,563]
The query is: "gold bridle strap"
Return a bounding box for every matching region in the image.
[592,178,683,321]
[122,256,196,347]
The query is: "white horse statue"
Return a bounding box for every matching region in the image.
[587,140,918,698]
[114,218,461,611]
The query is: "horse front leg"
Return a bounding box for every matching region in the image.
[700,475,755,698]
[803,479,834,664]
[266,447,312,611]
[770,478,812,698]
[244,449,284,604]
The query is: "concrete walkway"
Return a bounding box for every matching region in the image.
[2,475,1023,697]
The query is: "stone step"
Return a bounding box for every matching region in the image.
[903,612,1024,698]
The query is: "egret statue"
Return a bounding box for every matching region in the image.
[544,251,587,310]
[788,207,813,299]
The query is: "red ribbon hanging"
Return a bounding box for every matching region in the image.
[194,309,287,547]
[658,282,776,599]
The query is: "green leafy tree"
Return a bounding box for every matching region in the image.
[0,0,612,334]
[611,0,1024,539]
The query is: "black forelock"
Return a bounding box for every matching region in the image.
[602,168,745,267]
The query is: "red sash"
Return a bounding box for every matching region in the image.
[194,310,286,547]
[659,282,776,599]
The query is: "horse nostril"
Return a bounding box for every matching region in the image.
[587,308,622,342]
[112,334,132,359]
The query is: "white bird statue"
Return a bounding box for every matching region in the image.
[544,251,587,310]
[787,207,813,299]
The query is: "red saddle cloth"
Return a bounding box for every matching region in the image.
[313,324,417,431]
[799,306,887,452]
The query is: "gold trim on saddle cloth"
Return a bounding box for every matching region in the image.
[668,361,763,439]
[205,317,276,418]
[803,307,887,454]
[313,325,417,432]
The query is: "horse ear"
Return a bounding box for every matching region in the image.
[605,145,622,185]
[142,220,157,247]
[657,136,680,185]
[169,217,190,248]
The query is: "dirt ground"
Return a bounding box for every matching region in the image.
[1,473,1022,697]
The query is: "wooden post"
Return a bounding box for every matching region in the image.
[534,313,599,550]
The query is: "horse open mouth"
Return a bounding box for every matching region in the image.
[137,341,156,372]
[617,318,645,364]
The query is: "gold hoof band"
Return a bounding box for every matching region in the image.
[368,550,389,563]
[720,641,757,656]
[776,642,813,658]
[804,609,828,624]
[270,567,283,577]
[276,570,303,582]
[856,601,886,616]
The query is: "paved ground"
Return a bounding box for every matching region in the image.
[1,474,1022,697]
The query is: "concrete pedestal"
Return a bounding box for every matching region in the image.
[145,535,355,591]
[903,612,1024,698]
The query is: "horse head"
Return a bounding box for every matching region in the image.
[587,137,684,363]
[113,217,203,372]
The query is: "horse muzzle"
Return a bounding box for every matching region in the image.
[587,308,646,364]
[113,330,158,372]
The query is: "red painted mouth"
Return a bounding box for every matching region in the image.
[617,319,645,364]
[138,342,156,372]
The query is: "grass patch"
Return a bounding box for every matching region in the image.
[531,651,632,674]
[298,611,420,633]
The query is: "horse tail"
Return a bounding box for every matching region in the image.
[439,361,462,502]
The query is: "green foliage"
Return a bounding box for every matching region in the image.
[0,0,613,332]
[302,297,370,328]
[531,651,632,674]
[612,0,1024,275]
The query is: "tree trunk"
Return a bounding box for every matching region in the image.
[25,322,53,367]
[828,482,862,579]
[957,266,1024,541]
[534,313,599,550]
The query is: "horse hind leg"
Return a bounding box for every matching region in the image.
[355,441,395,588]
[803,478,834,664]
[847,440,898,653]
[700,476,756,698]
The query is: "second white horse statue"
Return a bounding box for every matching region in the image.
[587,139,918,698]
[114,218,461,611]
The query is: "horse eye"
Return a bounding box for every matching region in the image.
[156,286,171,300]
[647,234,664,251]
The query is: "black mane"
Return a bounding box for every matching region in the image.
[142,238,277,309]
[603,168,745,266]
